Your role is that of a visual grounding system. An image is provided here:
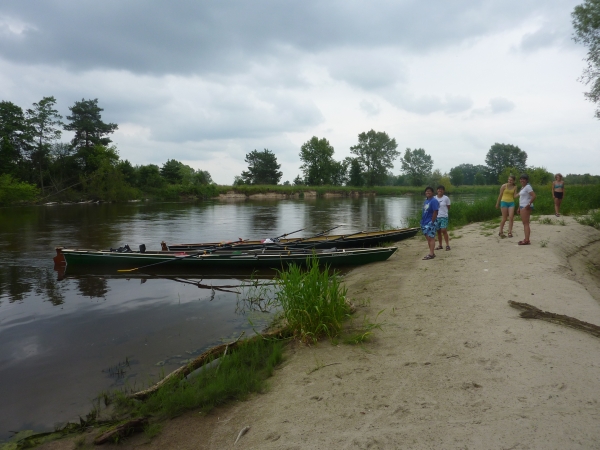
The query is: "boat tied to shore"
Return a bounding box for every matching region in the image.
[160,227,419,252]
[54,245,398,275]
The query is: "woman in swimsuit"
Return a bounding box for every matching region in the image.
[516,174,536,245]
[495,175,517,238]
[552,173,565,217]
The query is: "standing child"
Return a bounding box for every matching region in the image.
[435,185,451,251]
[420,186,439,260]
[495,175,517,238]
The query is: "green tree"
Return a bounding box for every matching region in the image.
[47,142,77,194]
[64,99,118,151]
[330,160,349,186]
[137,164,164,189]
[400,148,433,186]
[193,170,213,185]
[427,169,443,188]
[0,174,38,205]
[572,0,600,118]
[240,149,282,185]
[160,159,185,184]
[117,159,138,186]
[528,166,554,185]
[485,143,527,182]
[299,136,336,185]
[26,96,63,194]
[448,164,488,185]
[474,172,486,185]
[0,101,31,178]
[350,130,399,186]
[292,175,304,186]
[498,167,521,184]
[346,157,364,187]
[448,167,464,186]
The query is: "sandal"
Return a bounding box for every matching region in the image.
[446,246,451,251]
[518,240,530,245]
[508,232,513,238]
[435,246,443,250]
[422,254,435,260]
[498,232,505,238]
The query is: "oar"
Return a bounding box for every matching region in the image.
[273,227,305,239]
[279,225,342,245]
[301,230,367,249]
[117,251,205,273]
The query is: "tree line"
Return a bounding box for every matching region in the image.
[233,137,593,188]
[0,97,214,203]
[2,96,598,205]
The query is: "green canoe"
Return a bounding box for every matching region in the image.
[55,246,397,275]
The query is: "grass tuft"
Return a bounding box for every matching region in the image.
[113,337,283,419]
[576,210,600,230]
[275,256,350,343]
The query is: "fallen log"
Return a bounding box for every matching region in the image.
[129,327,291,400]
[94,418,148,445]
[508,300,600,338]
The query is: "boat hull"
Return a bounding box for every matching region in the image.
[163,227,419,251]
[57,247,398,275]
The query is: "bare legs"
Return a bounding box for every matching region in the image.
[499,206,514,236]
[437,228,449,247]
[554,197,562,216]
[499,207,508,235]
[426,235,436,257]
[520,207,531,242]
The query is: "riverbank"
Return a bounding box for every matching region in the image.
[39,215,600,449]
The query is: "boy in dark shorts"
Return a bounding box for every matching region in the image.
[421,186,439,260]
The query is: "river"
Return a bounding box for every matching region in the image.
[0,194,474,439]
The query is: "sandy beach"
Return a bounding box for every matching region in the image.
[41,215,600,449]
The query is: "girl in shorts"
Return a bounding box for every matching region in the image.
[552,173,565,217]
[495,175,517,238]
[435,185,451,250]
[516,174,536,245]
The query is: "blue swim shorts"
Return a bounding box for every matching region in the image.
[436,217,449,230]
[500,201,515,208]
[421,221,437,238]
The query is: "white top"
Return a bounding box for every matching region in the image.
[519,184,534,207]
[436,195,451,218]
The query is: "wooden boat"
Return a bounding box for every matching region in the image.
[54,246,397,274]
[161,227,419,252]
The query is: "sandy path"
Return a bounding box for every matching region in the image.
[41,216,600,449]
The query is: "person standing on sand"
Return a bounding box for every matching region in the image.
[435,185,451,251]
[421,186,439,260]
[496,174,517,238]
[516,174,536,245]
[552,173,565,217]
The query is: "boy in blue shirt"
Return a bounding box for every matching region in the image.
[421,186,439,260]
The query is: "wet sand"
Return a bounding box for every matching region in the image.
[39,215,600,449]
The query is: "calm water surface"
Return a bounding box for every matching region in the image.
[0,195,474,439]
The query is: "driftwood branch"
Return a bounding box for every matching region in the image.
[508,301,600,338]
[129,327,291,400]
[93,418,148,445]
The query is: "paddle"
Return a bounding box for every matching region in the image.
[273,227,305,240]
[277,225,342,245]
[117,251,205,273]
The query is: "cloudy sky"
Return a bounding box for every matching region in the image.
[1,0,597,184]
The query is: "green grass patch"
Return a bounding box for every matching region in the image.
[114,337,283,419]
[275,256,350,343]
[576,210,600,230]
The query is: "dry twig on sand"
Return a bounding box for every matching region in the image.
[508,301,600,338]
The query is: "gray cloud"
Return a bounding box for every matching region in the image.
[359,99,381,116]
[0,0,571,76]
[388,92,473,115]
[489,97,515,114]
